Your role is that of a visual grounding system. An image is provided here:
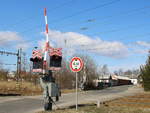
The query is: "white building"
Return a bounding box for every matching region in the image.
[130,79,138,85]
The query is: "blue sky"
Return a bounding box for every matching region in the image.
[0,0,150,72]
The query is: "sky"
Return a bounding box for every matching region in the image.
[0,0,150,72]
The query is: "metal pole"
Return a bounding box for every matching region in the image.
[19,48,22,78]
[17,49,19,82]
[76,72,78,111]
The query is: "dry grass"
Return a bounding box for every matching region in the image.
[38,92,150,113]
[0,81,17,89]
[106,92,150,108]
[0,81,42,95]
[61,89,76,94]
[38,105,150,113]
[0,81,78,96]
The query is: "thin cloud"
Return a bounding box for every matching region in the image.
[136,41,150,47]
[15,42,30,50]
[0,31,21,45]
[109,63,141,73]
[39,29,128,58]
[0,31,30,50]
[128,41,150,55]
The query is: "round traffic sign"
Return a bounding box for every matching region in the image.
[70,57,83,72]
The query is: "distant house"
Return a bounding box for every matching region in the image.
[124,74,138,85]
[111,75,132,86]
[98,75,110,83]
[130,79,138,85]
[7,71,15,77]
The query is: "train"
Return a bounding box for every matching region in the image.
[81,75,133,90]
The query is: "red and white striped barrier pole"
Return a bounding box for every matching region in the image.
[43,8,49,74]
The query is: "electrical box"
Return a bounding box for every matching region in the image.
[48,83,60,97]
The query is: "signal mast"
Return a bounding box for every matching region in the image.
[30,8,62,111]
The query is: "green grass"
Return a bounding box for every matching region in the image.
[38,105,150,113]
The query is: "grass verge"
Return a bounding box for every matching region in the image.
[38,105,150,113]
[38,92,150,113]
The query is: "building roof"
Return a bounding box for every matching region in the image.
[111,75,130,80]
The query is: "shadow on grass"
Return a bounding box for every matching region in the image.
[55,103,97,111]
[0,93,21,96]
[68,104,96,109]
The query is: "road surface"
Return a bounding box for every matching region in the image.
[0,85,143,113]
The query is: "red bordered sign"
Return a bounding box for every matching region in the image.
[70,57,83,72]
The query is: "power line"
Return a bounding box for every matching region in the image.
[20,22,150,49]
[48,0,121,24]
[0,63,16,66]
[79,12,150,31]
[1,20,149,49]
[47,0,74,13]
[95,5,150,22]
[52,5,150,29]
[109,32,150,41]
[2,0,150,38]
[87,22,150,36]
[0,50,18,56]
[17,4,150,38]
[17,0,121,34]
[0,0,75,29]
[1,0,148,48]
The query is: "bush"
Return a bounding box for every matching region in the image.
[0,69,8,81]
[140,55,150,91]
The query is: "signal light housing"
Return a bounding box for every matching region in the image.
[30,49,43,73]
[49,48,62,70]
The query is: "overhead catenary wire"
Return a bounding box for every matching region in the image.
[16,4,150,38]
[108,32,150,41]
[45,0,121,25]
[0,0,75,29]
[0,0,121,48]
[0,0,148,49]
[52,5,150,29]
[1,0,150,36]
[1,19,149,49]
[78,11,150,31]
[12,0,121,35]
[22,21,150,44]
[87,21,150,36]
[0,63,16,66]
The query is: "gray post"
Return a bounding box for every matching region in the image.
[76,72,78,111]
[97,100,100,108]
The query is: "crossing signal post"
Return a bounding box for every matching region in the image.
[30,8,62,111]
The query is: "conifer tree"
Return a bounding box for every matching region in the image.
[140,53,150,91]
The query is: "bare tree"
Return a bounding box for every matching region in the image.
[72,54,98,89]
[54,59,75,89]
[100,64,109,76]
[54,54,98,90]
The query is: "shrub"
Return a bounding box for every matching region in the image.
[140,55,150,91]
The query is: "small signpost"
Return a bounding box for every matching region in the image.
[70,57,83,111]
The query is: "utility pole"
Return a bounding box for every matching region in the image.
[0,50,19,73]
[0,49,22,89]
[22,51,27,72]
[16,48,22,82]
